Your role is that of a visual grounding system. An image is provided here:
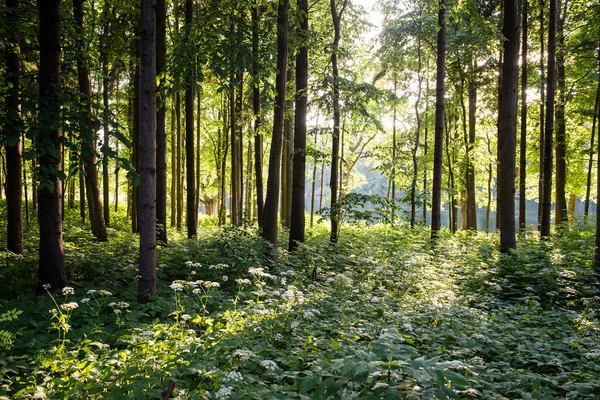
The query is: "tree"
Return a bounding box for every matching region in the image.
[519,0,528,230]
[37,0,66,291]
[138,0,157,303]
[73,0,107,242]
[5,0,23,255]
[540,0,557,237]
[156,0,168,244]
[252,3,264,227]
[431,0,446,239]
[554,0,567,225]
[329,0,348,244]
[289,0,309,251]
[497,0,519,252]
[262,0,289,248]
[185,0,197,238]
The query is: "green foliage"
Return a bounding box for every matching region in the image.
[1,207,598,398]
[0,309,22,350]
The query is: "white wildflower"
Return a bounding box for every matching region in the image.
[584,349,600,359]
[204,281,220,288]
[114,309,122,315]
[236,278,251,285]
[42,284,51,290]
[446,360,468,371]
[232,348,256,360]
[192,288,201,294]
[291,320,299,329]
[98,290,112,296]
[60,302,79,312]
[49,309,58,315]
[372,382,389,391]
[170,283,185,291]
[140,330,154,338]
[223,371,243,383]
[62,286,75,296]
[471,333,487,341]
[260,360,278,371]
[181,314,191,321]
[403,323,414,332]
[222,276,229,282]
[80,298,90,304]
[87,289,97,295]
[216,386,233,400]
[470,356,485,365]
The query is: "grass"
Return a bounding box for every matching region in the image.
[0,203,599,399]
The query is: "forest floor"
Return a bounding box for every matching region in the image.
[1,208,600,399]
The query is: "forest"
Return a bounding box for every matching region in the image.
[0,0,600,398]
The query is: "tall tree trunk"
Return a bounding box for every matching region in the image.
[262,0,289,247]
[519,0,528,230]
[538,0,546,230]
[176,91,182,230]
[584,54,600,218]
[132,46,141,234]
[79,161,85,222]
[252,4,264,228]
[170,95,176,226]
[185,0,196,238]
[138,0,157,303]
[281,66,294,229]
[73,0,107,241]
[392,78,397,224]
[497,0,519,252]
[329,0,348,244]
[156,0,167,243]
[196,89,201,217]
[102,42,110,227]
[23,136,30,225]
[310,115,319,228]
[466,73,477,231]
[5,0,23,254]
[423,78,429,224]
[230,78,238,226]
[410,18,423,229]
[236,73,244,223]
[431,0,446,239]
[541,0,557,237]
[290,0,308,250]
[37,0,66,291]
[554,0,567,226]
[445,113,457,234]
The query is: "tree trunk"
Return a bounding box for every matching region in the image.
[230,78,238,226]
[252,5,264,228]
[156,0,167,243]
[538,0,545,230]
[73,0,107,242]
[282,66,294,229]
[410,18,423,229]
[138,0,157,303]
[541,0,557,238]
[329,0,348,244]
[554,0,567,226]
[262,0,289,247]
[584,51,600,218]
[170,93,177,227]
[431,0,446,239]
[102,41,110,227]
[132,45,141,234]
[37,0,66,291]
[5,0,23,254]
[519,0,528,230]
[466,74,477,231]
[497,0,519,252]
[176,91,182,230]
[185,0,196,238]
[289,0,308,250]
[392,78,397,225]
[196,90,202,217]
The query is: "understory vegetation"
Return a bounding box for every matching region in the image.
[0,206,599,399]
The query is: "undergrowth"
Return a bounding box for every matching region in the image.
[0,203,599,399]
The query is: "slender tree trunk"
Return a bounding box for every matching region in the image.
[23,135,30,225]
[170,94,177,226]
[5,0,23,254]
[423,78,429,224]
[230,78,238,226]
[196,89,201,217]
[431,0,446,239]
[252,4,264,228]
[114,140,119,212]
[282,66,294,229]
[185,0,196,238]
[245,139,253,219]
[554,0,567,226]
[156,0,167,243]
[445,113,457,234]
[262,0,289,247]
[319,155,325,210]
[486,133,493,233]
[73,0,107,241]
[290,0,308,250]
[237,73,244,223]
[310,117,319,228]
[329,0,348,244]
[410,19,423,229]
[584,58,600,218]
[102,44,110,227]
[538,0,546,229]
[392,78,397,224]
[79,162,85,222]
[176,91,182,230]
[541,0,557,237]
[519,0,528,230]
[132,46,141,234]
[37,0,66,291]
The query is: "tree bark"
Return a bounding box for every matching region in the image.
[329,0,348,244]
[37,0,66,291]
[497,0,519,252]
[170,94,177,227]
[538,0,545,229]
[176,91,182,230]
[102,29,110,227]
[541,0,556,238]
[185,0,197,238]
[554,0,567,226]
[519,0,528,230]
[584,52,600,218]
[5,0,23,254]
[431,0,446,239]
[138,0,157,303]
[289,0,308,251]
[73,0,107,242]
[252,4,264,228]
[156,0,168,243]
[282,66,294,229]
[262,0,289,247]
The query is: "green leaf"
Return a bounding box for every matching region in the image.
[299,376,320,394]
